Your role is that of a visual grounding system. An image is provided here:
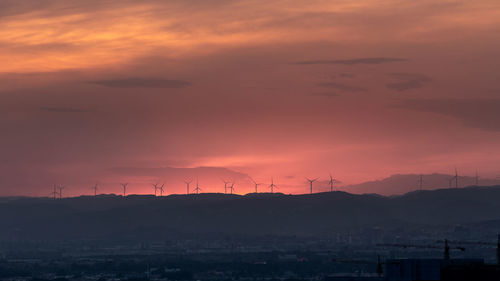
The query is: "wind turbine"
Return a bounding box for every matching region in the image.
[184,180,192,195]
[306,177,319,194]
[120,183,128,197]
[269,178,277,193]
[227,182,235,194]
[152,183,160,196]
[58,185,65,199]
[221,179,231,194]
[250,178,263,193]
[158,183,165,197]
[418,174,424,190]
[328,174,336,192]
[193,179,202,194]
[50,184,59,200]
[93,183,99,196]
[475,169,479,186]
[448,168,459,188]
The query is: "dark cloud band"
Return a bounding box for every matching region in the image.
[317,82,366,92]
[386,72,432,91]
[39,107,93,113]
[89,78,191,88]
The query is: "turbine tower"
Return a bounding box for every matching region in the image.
[328,174,336,192]
[158,183,165,196]
[93,183,99,196]
[269,178,277,193]
[152,183,160,196]
[448,168,459,188]
[227,182,235,194]
[250,178,263,193]
[193,179,202,194]
[184,180,192,195]
[58,185,65,199]
[418,174,424,190]
[120,183,128,197]
[306,177,319,194]
[475,169,479,186]
[50,184,59,200]
[221,179,230,194]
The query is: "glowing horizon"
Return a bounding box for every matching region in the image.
[1,0,500,197]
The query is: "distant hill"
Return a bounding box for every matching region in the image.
[0,166,251,197]
[343,173,500,195]
[2,186,500,241]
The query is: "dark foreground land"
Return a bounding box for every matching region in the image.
[1,186,500,280]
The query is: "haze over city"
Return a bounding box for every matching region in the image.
[4,2,500,281]
[1,1,500,197]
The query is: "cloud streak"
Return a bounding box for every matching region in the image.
[317,82,366,92]
[386,73,432,91]
[295,57,407,65]
[89,78,191,88]
[311,92,339,98]
[39,107,94,113]
[396,98,500,131]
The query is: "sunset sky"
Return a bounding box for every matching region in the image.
[1,0,500,196]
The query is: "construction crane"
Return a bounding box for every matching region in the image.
[436,234,500,265]
[377,239,465,260]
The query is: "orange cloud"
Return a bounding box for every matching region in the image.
[2,1,498,73]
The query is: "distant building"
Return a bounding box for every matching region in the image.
[326,258,500,281]
[385,259,483,280]
[441,262,500,281]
